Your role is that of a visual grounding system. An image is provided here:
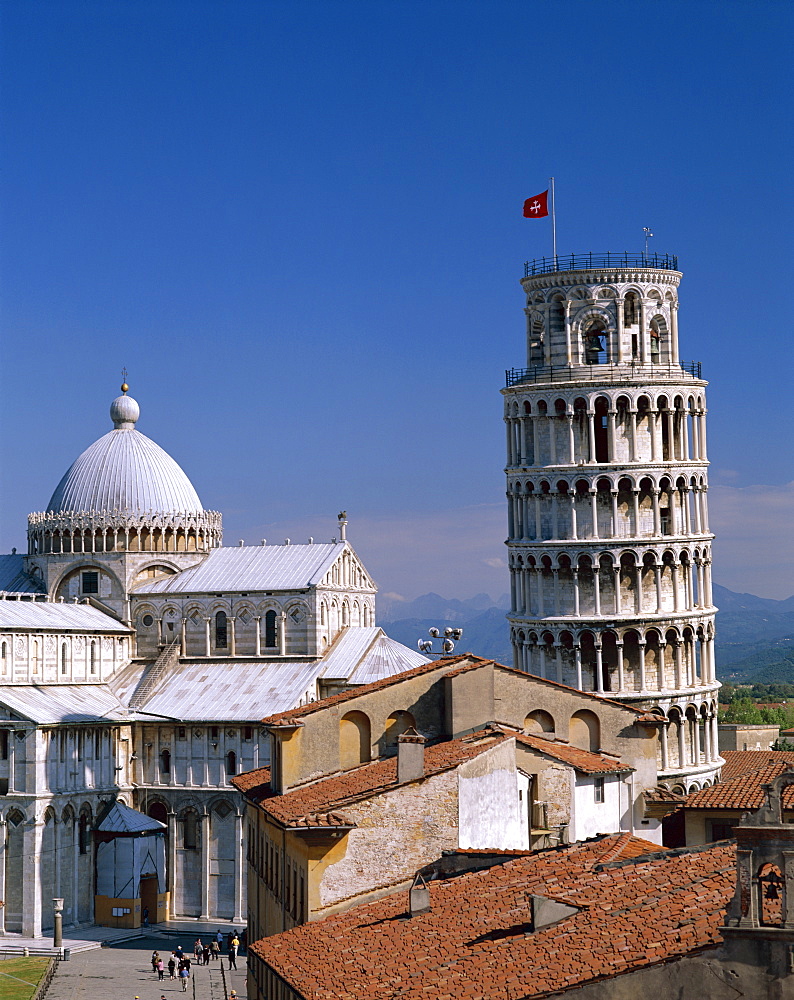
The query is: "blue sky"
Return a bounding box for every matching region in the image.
[1,0,792,600]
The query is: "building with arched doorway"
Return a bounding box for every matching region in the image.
[0,384,427,937]
[503,254,720,793]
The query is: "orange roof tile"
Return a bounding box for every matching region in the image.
[686,761,794,811]
[261,654,489,726]
[230,766,270,795]
[244,730,512,828]
[251,835,734,1000]
[720,750,794,782]
[515,732,631,774]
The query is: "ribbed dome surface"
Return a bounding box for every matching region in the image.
[47,395,203,515]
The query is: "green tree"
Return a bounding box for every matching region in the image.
[720,697,763,724]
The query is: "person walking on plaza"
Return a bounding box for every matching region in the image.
[194,938,203,962]
[228,940,238,971]
[211,939,220,961]
[168,955,176,980]
[179,966,189,992]
[157,958,164,981]
[202,943,211,965]
[151,951,159,974]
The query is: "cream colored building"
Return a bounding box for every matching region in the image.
[503,253,720,794]
[0,384,426,936]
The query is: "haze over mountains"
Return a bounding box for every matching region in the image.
[379,584,794,684]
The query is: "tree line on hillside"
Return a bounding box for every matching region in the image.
[719,683,794,733]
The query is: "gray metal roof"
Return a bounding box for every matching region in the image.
[138,659,328,721]
[120,628,426,721]
[46,394,203,516]
[344,631,430,685]
[0,555,45,595]
[0,601,130,632]
[0,683,129,723]
[133,542,346,594]
[97,801,165,834]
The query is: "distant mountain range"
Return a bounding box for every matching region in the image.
[379,584,794,684]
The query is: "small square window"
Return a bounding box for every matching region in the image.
[594,777,605,803]
[177,727,186,740]
[81,572,99,595]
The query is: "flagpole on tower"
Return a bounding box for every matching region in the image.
[550,176,557,263]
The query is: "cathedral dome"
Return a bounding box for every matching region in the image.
[45,388,204,516]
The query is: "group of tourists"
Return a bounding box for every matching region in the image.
[150,928,246,986]
[149,945,196,990]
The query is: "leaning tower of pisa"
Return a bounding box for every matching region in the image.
[503,252,720,793]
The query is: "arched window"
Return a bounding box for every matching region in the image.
[61,643,68,675]
[584,320,607,365]
[265,610,277,648]
[90,641,97,674]
[79,812,90,854]
[529,316,544,364]
[624,292,639,326]
[226,750,237,775]
[215,611,227,649]
[183,810,198,850]
[148,802,168,825]
[1,642,6,674]
[340,711,371,769]
[570,710,600,752]
[524,710,555,734]
[31,639,41,674]
[159,749,171,775]
[383,711,415,752]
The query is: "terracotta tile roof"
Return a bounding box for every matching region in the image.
[260,654,489,726]
[515,732,631,774]
[643,785,686,805]
[243,730,512,828]
[251,835,734,1000]
[720,750,794,782]
[230,766,270,795]
[685,761,794,811]
[260,653,643,728]
[592,831,668,863]
[444,657,644,716]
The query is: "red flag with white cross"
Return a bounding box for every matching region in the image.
[523,191,549,218]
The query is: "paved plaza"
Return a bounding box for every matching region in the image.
[43,929,248,1000]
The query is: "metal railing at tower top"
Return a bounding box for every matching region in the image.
[523,252,679,277]
[505,360,702,387]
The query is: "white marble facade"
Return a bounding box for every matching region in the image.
[0,386,426,935]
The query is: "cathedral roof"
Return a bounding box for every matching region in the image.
[108,628,424,721]
[0,599,130,632]
[0,555,45,595]
[0,682,129,723]
[44,388,204,517]
[131,541,357,594]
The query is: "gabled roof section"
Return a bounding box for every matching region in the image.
[0,600,130,632]
[261,654,493,726]
[320,627,429,685]
[0,683,129,724]
[96,801,166,834]
[685,760,794,811]
[236,730,511,827]
[0,555,45,596]
[720,749,794,782]
[445,657,645,716]
[516,732,632,775]
[261,652,643,728]
[132,541,363,594]
[252,836,734,1000]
